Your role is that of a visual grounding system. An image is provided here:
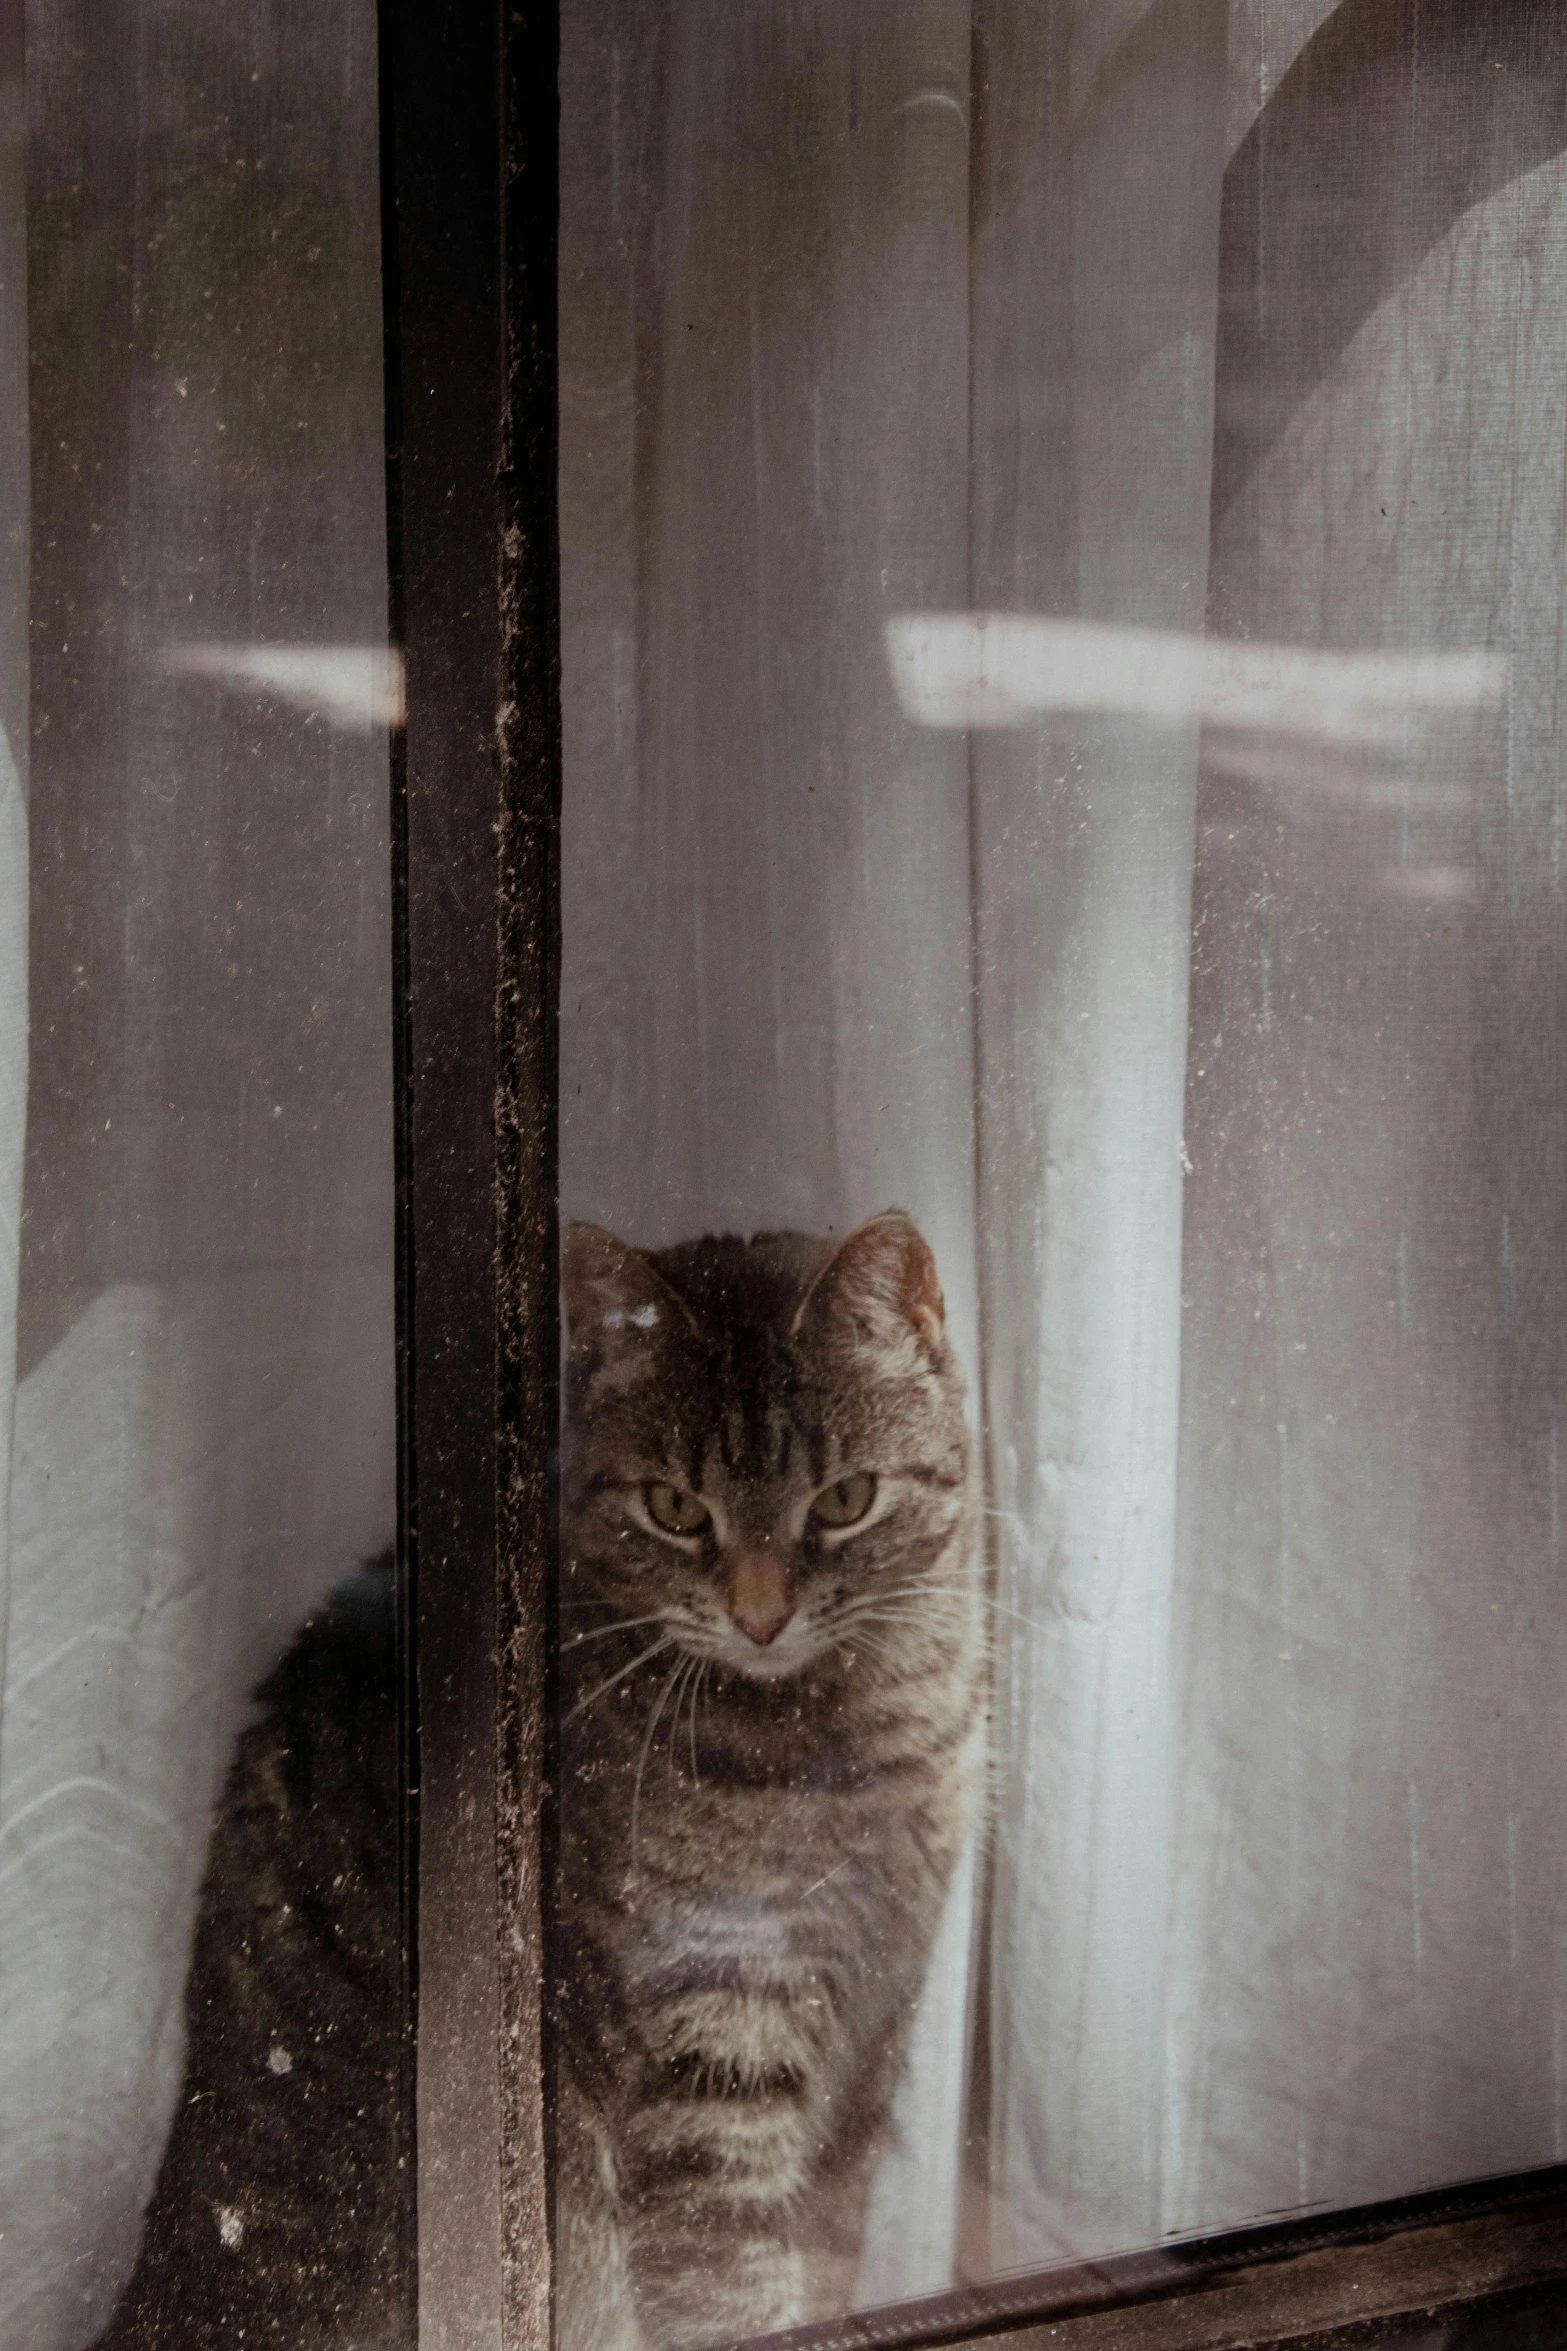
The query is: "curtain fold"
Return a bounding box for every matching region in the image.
[0,7,394,2342]
[1166,3,1567,2234]
[966,0,1227,2270]
[559,0,983,2296]
[557,0,1235,2298]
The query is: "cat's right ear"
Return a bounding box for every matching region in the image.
[561,1225,697,1366]
[789,1209,948,1368]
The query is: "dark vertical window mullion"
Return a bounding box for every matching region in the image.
[379,0,560,2342]
[497,2,563,2347]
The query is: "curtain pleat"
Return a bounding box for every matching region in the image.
[0,8,394,2342]
[559,0,983,2297]
[966,0,1227,2270]
[1166,4,1567,2233]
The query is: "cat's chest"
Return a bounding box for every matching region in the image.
[573,1670,881,1790]
[564,1670,947,1997]
[685,1703,873,1794]
[613,1828,898,2002]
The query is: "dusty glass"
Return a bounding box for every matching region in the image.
[555,4,1567,2345]
[0,6,404,2346]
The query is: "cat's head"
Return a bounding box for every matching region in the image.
[561,1213,972,1683]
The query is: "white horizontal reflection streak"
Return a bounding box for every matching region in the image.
[161,642,406,734]
[886,612,1504,747]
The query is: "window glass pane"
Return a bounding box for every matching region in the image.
[0,6,405,2345]
[556,3,1567,2343]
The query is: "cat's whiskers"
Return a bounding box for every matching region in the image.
[837,1628,902,1672]
[985,1604,1040,1636]
[831,1590,971,1634]
[631,1650,689,1858]
[663,1654,701,1793]
[836,1599,962,1624]
[852,1578,973,1598]
[688,1658,711,1784]
[561,1612,670,1652]
[564,1633,672,1726]
[839,1576,1051,1640]
[833,1617,961,1667]
[674,1653,709,1788]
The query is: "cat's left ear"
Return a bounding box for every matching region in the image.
[789,1210,947,1363]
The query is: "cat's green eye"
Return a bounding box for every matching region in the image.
[810,1471,877,1529]
[644,1481,712,1536]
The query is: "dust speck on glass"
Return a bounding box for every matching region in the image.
[9,3,1567,2350]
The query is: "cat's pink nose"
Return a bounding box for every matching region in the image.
[727,1553,794,1645]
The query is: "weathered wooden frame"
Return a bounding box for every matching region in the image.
[380,2,558,2342]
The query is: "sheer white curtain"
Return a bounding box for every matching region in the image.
[559,0,983,2299]
[1165,0,1567,2235]
[561,0,1567,2314]
[966,0,1226,2269]
[560,0,1230,2290]
[0,8,395,2345]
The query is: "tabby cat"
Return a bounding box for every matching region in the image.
[97,1213,978,2351]
[558,1210,983,2351]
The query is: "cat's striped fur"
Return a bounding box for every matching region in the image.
[557,1213,983,2351]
